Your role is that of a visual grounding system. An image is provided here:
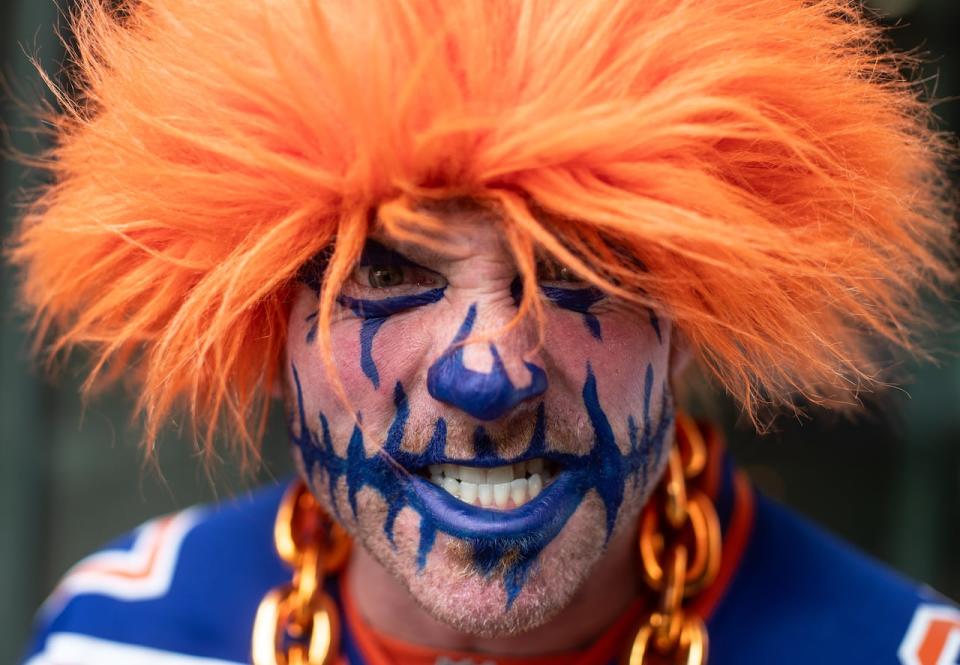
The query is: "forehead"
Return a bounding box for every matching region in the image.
[372,198,507,261]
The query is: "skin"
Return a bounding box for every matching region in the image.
[284,201,678,650]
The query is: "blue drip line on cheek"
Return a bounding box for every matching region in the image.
[334,287,446,389]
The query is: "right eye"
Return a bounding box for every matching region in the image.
[367,265,405,288]
[350,264,443,291]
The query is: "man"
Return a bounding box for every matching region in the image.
[15,0,958,663]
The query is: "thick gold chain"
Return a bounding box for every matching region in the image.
[624,413,722,665]
[252,483,351,665]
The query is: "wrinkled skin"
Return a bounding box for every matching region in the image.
[284,203,676,643]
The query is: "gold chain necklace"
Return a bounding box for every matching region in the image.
[252,413,721,665]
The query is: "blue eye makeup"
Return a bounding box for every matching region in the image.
[301,240,447,389]
[509,271,608,341]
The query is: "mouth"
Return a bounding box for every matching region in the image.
[404,450,589,545]
[418,458,561,509]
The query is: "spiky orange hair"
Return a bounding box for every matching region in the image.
[12,0,954,457]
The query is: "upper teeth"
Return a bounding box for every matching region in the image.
[427,459,552,509]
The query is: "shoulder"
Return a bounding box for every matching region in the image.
[22,482,291,665]
[709,491,959,665]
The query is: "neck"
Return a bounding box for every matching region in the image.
[347,524,640,656]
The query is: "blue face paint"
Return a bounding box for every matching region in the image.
[289,359,673,608]
[510,275,607,341]
[305,312,318,344]
[648,309,662,344]
[541,284,606,341]
[300,240,446,387]
[337,288,445,388]
[426,303,548,421]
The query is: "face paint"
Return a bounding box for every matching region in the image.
[649,309,662,344]
[540,285,606,341]
[302,240,447,388]
[290,358,672,607]
[426,303,548,420]
[510,275,607,341]
[338,288,445,388]
[286,215,674,633]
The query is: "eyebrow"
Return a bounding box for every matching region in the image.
[361,238,461,269]
[358,239,421,268]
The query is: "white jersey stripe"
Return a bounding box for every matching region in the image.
[39,508,202,617]
[24,632,246,665]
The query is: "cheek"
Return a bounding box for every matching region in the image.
[287,303,437,429]
[543,308,671,402]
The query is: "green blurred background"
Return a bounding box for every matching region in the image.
[1,1,957,663]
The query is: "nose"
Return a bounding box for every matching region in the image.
[426,303,547,421]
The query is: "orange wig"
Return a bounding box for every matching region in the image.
[12,0,955,456]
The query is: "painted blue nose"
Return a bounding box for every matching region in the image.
[427,304,547,421]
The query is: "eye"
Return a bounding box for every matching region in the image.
[351,264,443,291]
[536,259,584,285]
[368,265,404,288]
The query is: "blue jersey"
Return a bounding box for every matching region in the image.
[22,464,959,665]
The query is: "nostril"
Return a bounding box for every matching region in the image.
[427,304,547,421]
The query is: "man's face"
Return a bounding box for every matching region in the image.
[285,204,674,635]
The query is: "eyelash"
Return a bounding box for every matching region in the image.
[535,260,587,286]
[351,264,445,291]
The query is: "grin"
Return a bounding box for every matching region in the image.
[422,459,559,509]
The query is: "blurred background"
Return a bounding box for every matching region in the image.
[1,0,958,663]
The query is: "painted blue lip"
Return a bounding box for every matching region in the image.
[406,470,582,539]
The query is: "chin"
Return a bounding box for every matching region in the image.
[351,489,624,637]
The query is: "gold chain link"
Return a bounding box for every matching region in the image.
[624,413,722,665]
[252,482,351,665]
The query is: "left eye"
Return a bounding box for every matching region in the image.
[536,260,584,285]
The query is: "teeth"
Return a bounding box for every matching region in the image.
[528,473,542,498]
[427,459,555,509]
[487,466,513,484]
[460,481,478,504]
[460,466,484,484]
[493,482,511,507]
[478,483,493,507]
[442,477,460,497]
[510,478,527,505]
